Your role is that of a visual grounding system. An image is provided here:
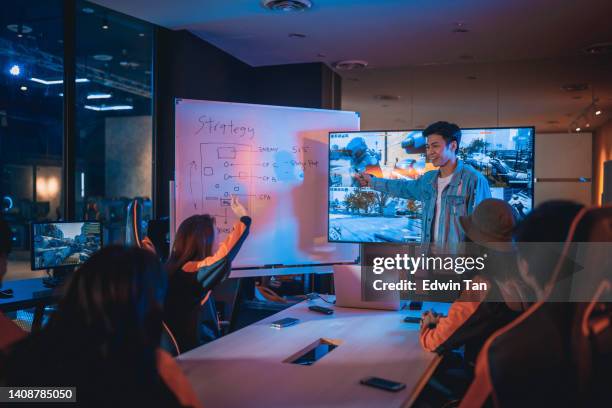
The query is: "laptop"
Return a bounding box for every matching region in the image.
[333,265,403,311]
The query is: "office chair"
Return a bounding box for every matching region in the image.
[459,206,609,408]
[569,207,612,405]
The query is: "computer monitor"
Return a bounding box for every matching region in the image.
[31,221,102,270]
[328,127,534,243]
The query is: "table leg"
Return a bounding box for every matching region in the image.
[32,304,45,332]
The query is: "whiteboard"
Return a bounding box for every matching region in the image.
[174,99,360,268]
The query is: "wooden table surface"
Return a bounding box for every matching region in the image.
[178,298,450,408]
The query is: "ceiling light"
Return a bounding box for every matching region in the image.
[9,65,20,76]
[84,105,133,111]
[30,77,89,85]
[576,127,581,132]
[583,42,612,55]
[20,86,27,91]
[452,22,469,33]
[561,83,589,92]
[374,95,401,101]
[261,0,312,12]
[30,77,62,85]
[334,60,368,71]
[586,123,590,128]
[139,33,145,37]
[93,54,113,61]
[101,17,109,30]
[6,24,32,35]
[87,93,112,100]
[595,110,602,115]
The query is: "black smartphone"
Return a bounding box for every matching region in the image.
[270,317,299,328]
[409,301,423,310]
[403,316,421,324]
[360,377,406,392]
[309,305,334,315]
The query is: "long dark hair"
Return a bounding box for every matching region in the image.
[47,246,167,360]
[166,214,215,274]
[1,246,179,405]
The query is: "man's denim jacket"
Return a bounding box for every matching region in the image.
[370,160,491,245]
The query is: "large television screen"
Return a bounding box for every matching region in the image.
[328,127,534,243]
[31,221,103,270]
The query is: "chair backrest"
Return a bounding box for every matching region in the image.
[160,321,181,357]
[126,199,142,247]
[568,207,612,403]
[461,206,611,407]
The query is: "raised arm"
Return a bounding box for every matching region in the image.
[182,196,251,273]
[355,172,423,200]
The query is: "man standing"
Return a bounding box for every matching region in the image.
[355,121,491,245]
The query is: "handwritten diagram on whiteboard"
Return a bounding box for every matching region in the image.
[175,99,360,268]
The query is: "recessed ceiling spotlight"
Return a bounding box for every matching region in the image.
[586,123,590,128]
[583,42,612,55]
[334,60,368,70]
[101,17,109,30]
[9,65,20,76]
[561,83,589,92]
[288,33,306,39]
[261,0,312,12]
[576,127,581,132]
[93,54,113,61]
[20,85,27,91]
[595,110,602,115]
[139,33,145,37]
[82,7,95,14]
[452,22,469,33]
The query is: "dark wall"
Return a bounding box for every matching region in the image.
[251,63,342,109]
[154,29,342,217]
[154,28,253,217]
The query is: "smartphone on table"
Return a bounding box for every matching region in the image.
[360,376,406,392]
[270,317,299,328]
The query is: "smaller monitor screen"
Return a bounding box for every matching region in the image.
[31,221,102,270]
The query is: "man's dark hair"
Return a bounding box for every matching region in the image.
[423,121,462,149]
[0,217,12,256]
[513,200,584,288]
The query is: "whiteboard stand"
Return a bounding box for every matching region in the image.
[169,180,176,252]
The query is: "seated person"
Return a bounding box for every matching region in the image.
[419,199,527,364]
[0,218,27,350]
[164,196,251,352]
[0,246,202,408]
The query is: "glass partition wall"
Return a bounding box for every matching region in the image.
[1,1,154,281]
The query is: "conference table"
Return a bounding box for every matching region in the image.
[178,297,450,408]
[0,278,58,331]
